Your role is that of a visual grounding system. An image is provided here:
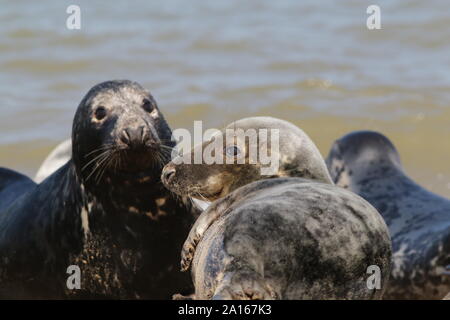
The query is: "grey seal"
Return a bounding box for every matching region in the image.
[326,130,450,299]
[0,80,199,299]
[162,117,392,300]
[163,116,333,200]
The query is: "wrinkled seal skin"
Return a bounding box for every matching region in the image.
[0,80,199,299]
[326,130,450,299]
[162,117,392,299]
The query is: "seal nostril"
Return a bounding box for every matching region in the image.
[121,129,131,145]
[121,127,148,148]
[163,168,176,183]
[140,126,149,144]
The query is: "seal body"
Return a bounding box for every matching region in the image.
[0,169,36,212]
[0,80,199,299]
[177,178,391,299]
[326,130,450,299]
[162,117,392,299]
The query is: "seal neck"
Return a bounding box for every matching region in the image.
[279,161,334,185]
[30,161,87,253]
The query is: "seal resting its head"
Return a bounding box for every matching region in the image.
[326,130,450,299]
[162,118,392,300]
[0,80,199,299]
[163,116,332,202]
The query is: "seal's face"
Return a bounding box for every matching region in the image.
[161,130,268,202]
[72,80,174,188]
[161,117,333,201]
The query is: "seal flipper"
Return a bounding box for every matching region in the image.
[0,168,36,212]
[212,270,278,300]
[181,196,233,271]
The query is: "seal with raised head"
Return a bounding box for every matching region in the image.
[326,130,450,299]
[162,117,392,299]
[0,80,199,299]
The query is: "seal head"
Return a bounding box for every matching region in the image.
[72,80,174,194]
[326,130,403,191]
[162,116,332,201]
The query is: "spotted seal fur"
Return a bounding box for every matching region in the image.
[326,130,450,299]
[162,118,392,299]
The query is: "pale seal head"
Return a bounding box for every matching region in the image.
[162,116,332,201]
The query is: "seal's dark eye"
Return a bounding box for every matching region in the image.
[225,145,241,157]
[94,106,107,121]
[142,99,154,113]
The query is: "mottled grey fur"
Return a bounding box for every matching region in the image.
[164,117,332,201]
[162,118,392,300]
[326,130,450,299]
[179,178,391,299]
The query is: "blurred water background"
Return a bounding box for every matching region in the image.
[0,0,449,197]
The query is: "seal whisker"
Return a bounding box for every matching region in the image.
[192,190,210,203]
[160,181,190,207]
[84,144,113,158]
[84,151,111,182]
[94,153,111,184]
[159,145,174,151]
[95,152,116,185]
[152,150,167,170]
[84,155,108,182]
[158,150,171,165]
[112,150,121,174]
[83,152,110,173]
[81,149,112,172]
